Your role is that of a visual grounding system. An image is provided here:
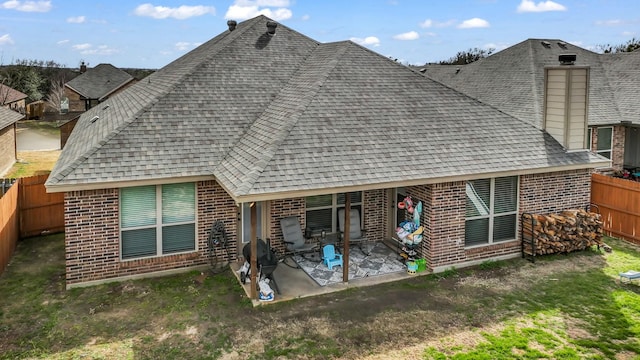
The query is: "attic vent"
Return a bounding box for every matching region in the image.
[102,104,110,110]
[559,54,577,65]
[266,21,277,35]
[227,20,237,31]
[90,115,99,123]
[558,41,567,49]
[455,67,461,74]
[541,41,551,48]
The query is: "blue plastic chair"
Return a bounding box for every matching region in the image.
[322,244,343,270]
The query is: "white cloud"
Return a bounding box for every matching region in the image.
[393,31,419,40]
[57,39,69,45]
[458,18,490,29]
[225,4,291,21]
[1,0,51,12]
[67,16,86,23]
[133,3,215,20]
[350,36,380,47]
[72,43,92,50]
[72,43,119,55]
[595,19,624,26]
[0,34,14,45]
[420,19,433,28]
[419,18,456,28]
[301,14,310,21]
[517,0,567,13]
[622,31,636,37]
[175,41,201,51]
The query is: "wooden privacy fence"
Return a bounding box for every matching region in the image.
[0,174,64,275]
[19,174,65,238]
[591,173,640,244]
[0,182,19,275]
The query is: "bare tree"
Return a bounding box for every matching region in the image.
[45,78,66,114]
[597,38,640,53]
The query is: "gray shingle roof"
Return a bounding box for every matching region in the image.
[65,63,135,100]
[0,106,24,129]
[47,17,605,199]
[422,39,631,127]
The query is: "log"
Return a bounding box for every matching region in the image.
[522,209,604,256]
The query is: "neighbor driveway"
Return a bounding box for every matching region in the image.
[16,126,59,151]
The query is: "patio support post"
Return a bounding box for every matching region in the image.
[250,202,257,299]
[343,193,350,282]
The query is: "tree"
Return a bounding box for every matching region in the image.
[0,58,66,102]
[45,78,66,114]
[597,38,640,53]
[437,47,494,65]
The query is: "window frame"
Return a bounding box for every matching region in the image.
[119,183,197,260]
[305,192,363,235]
[595,126,613,159]
[464,176,519,248]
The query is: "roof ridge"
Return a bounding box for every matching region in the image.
[48,16,264,186]
[215,42,349,196]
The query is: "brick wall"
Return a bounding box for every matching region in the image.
[64,180,238,286]
[420,169,592,270]
[519,169,591,215]
[0,124,16,176]
[612,125,625,171]
[363,189,386,242]
[267,197,305,254]
[64,87,85,112]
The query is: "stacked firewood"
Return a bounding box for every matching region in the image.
[522,209,604,255]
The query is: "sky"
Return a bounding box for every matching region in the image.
[0,0,638,69]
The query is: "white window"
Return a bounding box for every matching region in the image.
[120,183,196,260]
[595,127,613,159]
[465,176,518,247]
[305,192,362,234]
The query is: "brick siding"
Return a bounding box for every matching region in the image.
[64,169,593,286]
[408,169,592,270]
[64,180,238,286]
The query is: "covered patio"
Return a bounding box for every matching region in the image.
[230,240,426,306]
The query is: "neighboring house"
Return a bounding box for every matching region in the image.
[46,16,608,289]
[0,84,28,115]
[0,107,24,176]
[61,63,137,148]
[420,39,640,172]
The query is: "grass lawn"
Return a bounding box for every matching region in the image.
[1,234,639,359]
[6,150,60,178]
[6,120,61,178]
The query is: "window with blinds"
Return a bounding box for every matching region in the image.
[120,183,196,260]
[305,192,362,235]
[465,176,518,247]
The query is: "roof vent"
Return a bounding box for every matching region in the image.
[558,54,576,65]
[266,21,277,35]
[227,20,237,31]
[90,115,99,123]
[418,68,427,73]
[102,104,109,110]
[541,41,551,48]
[558,41,567,49]
[455,67,461,74]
